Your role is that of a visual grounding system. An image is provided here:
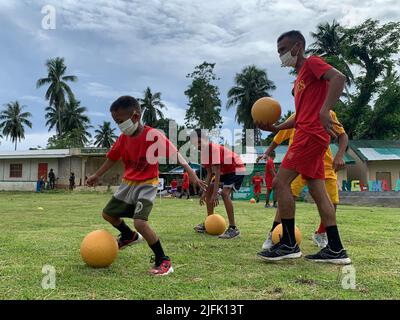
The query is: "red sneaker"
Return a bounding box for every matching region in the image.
[149,258,174,276]
[117,232,143,250]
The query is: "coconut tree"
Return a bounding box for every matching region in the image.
[227,65,276,145]
[139,87,166,126]
[94,121,118,148]
[37,57,77,136]
[0,101,32,150]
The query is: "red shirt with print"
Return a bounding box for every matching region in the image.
[107,126,178,181]
[202,143,245,175]
[294,56,333,145]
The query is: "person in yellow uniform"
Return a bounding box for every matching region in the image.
[256,111,348,249]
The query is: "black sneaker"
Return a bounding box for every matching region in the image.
[257,243,302,261]
[305,246,351,265]
[194,223,206,233]
[218,227,240,239]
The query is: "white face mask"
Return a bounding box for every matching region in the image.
[118,116,139,136]
[280,45,299,68]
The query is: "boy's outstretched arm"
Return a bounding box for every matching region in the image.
[176,152,207,191]
[86,159,117,186]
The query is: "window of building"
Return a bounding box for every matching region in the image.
[10,164,23,178]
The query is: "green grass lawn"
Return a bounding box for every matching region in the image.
[0,191,399,300]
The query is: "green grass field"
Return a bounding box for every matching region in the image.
[0,191,399,300]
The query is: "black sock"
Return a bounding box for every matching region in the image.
[281,218,296,247]
[150,240,167,266]
[115,220,134,240]
[271,221,280,232]
[326,225,344,252]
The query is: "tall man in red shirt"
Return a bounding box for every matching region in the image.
[256,31,351,264]
[251,172,263,203]
[264,151,277,208]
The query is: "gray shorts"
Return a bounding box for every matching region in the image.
[103,181,157,220]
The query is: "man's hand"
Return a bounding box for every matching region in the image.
[210,193,219,208]
[254,121,278,133]
[188,171,207,191]
[199,193,207,206]
[86,174,100,187]
[333,155,345,172]
[256,154,265,164]
[320,110,340,139]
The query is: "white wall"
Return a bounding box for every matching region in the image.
[0,159,59,182]
[0,181,36,191]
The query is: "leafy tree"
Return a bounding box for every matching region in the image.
[185,62,222,130]
[47,128,91,149]
[341,19,400,138]
[0,101,32,150]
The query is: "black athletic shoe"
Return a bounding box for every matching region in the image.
[257,243,302,261]
[305,246,352,265]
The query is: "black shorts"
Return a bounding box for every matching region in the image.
[218,173,244,191]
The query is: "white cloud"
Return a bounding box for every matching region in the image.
[84,82,140,100]
[87,111,107,118]
[0,131,54,151]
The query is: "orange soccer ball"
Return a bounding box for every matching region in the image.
[80,230,119,268]
[251,97,282,125]
[205,214,227,235]
[250,198,256,204]
[272,224,302,246]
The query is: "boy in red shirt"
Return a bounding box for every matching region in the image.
[170,178,178,197]
[193,129,246,239]
[264,151,277,208]
[179,170,190,199]
[255,31,351,264]
[87,96,206,276]
[251,172,263,203]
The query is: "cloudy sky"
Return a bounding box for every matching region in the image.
[0,0,399,150]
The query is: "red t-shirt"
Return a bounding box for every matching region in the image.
[107,126,178,181]
[171,180,178,189]
[252,176,263,187]
[265,158,275,182]
[202,143,245,175]
[294,56,332,145]
[182,172,190,189]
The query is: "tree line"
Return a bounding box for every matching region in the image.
[1,19,399,151]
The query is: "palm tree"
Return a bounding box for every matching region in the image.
[45,99,91,135]
[94,122,118,148]
[37,57,77,136]
[307,20,353,93]
[0,101,32,150]
[139,87,166,126]
[227,65,276,145]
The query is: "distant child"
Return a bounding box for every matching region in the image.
[251,172,264,203]
[170,178,178,197]
[87,96,206,276]
[69,172,75,190]
[179,170,190,199]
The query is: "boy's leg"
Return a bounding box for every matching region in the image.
[305,179,351,264]
[194,185,215,233]
[133,185,174,275]
[265,189,271,207]
[218,186,240,239]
